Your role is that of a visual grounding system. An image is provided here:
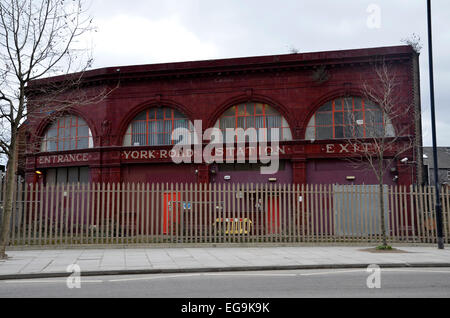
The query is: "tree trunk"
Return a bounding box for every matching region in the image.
[379,181,388,247]
[0,140,17,259]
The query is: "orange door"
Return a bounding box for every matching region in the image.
[267,196,280,234]
[163,192,181,235]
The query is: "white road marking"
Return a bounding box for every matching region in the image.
[1,268,448,284]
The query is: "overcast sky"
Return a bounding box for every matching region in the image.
[86,0,450,146]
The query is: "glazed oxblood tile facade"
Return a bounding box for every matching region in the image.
[22,45,423,186]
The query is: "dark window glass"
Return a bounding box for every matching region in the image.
[334,112,343,125]
[317,126,333,140]
[41,115,92,152]
[354,97,363,110]
[125,108,191,146]
[46,169,57,185]
[343,98,353,111]
[56,168,68,184]
[321,101,333,112]
[80,167,89,183]
[68,167,79,184]
[47,167,89,185]
[216,103,292,141]
[366,110,383,124]
[316,112,332,126]
[307,97,392,140]
[334,99,343,111]
[335,126,344,139]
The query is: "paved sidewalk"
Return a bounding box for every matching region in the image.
[1,246,450,279]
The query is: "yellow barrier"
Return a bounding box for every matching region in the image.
[215,218,253,235]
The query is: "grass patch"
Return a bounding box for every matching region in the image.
[376,245,393,251]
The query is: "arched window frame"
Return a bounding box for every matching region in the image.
[40,115,93,152]
[305,97,395,141]
[123,107,193,147]
[214,103,293,141]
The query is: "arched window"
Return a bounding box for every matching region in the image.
[214,103,292,141]
[305,97,395,141]
[123,107,193,147]
[41,115,93,152]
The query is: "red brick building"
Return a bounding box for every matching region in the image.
[22,45,423,186]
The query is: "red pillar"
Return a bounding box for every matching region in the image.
[292,159,306,185]
[397,163,414,186]
[197,164,210,184]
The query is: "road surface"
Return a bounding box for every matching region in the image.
[0,268,449,298]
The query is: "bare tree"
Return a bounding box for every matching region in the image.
[401,33,423,54]
[344,60,415,248]
[288,45,300,54]
[0,0,109,259]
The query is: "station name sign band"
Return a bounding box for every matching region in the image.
[38,153,90,165]
[121,146,289,162]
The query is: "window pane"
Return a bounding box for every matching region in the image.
[68,167,79,184]
[345,126,354,138]
[366,125,384,137]
[56,168,68,184]
[64,139,71,151]
[335,126,344,139]
[223,107,236,117]
[355,111,364,121]
[164,120,172,133]
[255,104,264,115]
[366,110,383,124]
[220,117,235,129]
[47,140,57,152]
[164,108,173,119]
[237,117,246,129]
[265,106,279,115]
[334,112,343,125]
[316,112,332,126]
[156,108,165,120]
[356,125,364,138]
[215,103,292,141]
[343,98,353,111]
[252,116,263,130]
[365,100,379,110]
[334,99,343,111]
[344,111,353,125]
[266,115,281,129]
[78,126,89,137]
[77,137,88,149]
[157,133,166,145]
[247,103,255,115]
[46,169,56,185]
[354,97,363,110]
[135,111,147,121]
[320,101,333,112]
[47,129,57,138]
[79,167,89,184]
[246,117,255,129]
[306,97,393,141]
[317,127,333,140]
[172,109,184,119]
[42,116,92,152]
[237,105,246,116]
